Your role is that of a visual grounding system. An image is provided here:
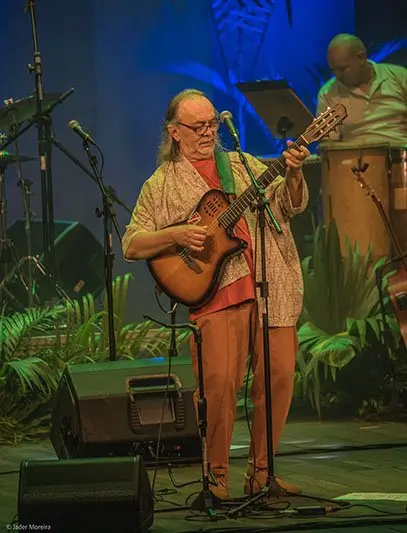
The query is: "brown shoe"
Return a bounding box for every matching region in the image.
[243,466,267,495]
[243,466,302,495]
[210,475,230,500]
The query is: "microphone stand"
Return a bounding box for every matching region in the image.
[228,133,282,518]
[0,96,132,219]
[144,315,219,519]
[189,321,219,518]
[26,0,56,283]
[169,299,179,358]
[228,132,335,518]
[50,135,132,215]
[81,140,121,362]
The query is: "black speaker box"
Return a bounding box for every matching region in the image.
[18,456,153,533]
[50,357,201,465]
[6,219,104,303]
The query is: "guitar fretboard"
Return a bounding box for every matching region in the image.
[218,136,308,228]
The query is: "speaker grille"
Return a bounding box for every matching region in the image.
[18,457,154,533]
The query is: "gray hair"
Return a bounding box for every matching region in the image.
[157,88,222,165]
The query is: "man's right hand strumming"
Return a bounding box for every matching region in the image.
[171,224,207,252]
[125,224,207,260]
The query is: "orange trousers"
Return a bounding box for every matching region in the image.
[189,301,297,479]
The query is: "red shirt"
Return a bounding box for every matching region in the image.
[189,158,255,320]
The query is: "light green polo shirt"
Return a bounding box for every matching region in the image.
[317,61,407,147]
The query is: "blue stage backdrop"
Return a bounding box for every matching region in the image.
[2,0,406,321]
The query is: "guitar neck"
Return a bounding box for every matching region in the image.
[219,136,309,227]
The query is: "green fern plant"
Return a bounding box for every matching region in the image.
[61,273,191,359]
[296,221,399,418]
[0,307,65,395]
[0,306,66,444]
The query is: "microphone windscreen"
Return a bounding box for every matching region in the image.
[220,110,233,123]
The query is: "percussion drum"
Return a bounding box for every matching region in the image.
[388,148,407,255]
[320,145,397,259]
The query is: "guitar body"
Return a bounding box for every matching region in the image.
[147,189,247,308]
[387,268,407,346]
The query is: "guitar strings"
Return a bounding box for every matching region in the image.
[177,141,301,261]
[177,109,341,260]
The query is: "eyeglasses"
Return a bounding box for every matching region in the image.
[176,119,219,136]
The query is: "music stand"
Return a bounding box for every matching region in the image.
[236,80,314,147]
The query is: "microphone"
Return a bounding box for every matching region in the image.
[220,110,240,145]
[68,120,96,145]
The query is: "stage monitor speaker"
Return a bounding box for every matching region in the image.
[50,357,201,466]
[18,456,153,533]
[6,219,104,304]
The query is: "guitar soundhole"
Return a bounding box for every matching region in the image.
[203,196,224,218]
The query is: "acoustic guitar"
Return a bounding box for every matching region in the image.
[148,104,347,308]
[353,167,407,347]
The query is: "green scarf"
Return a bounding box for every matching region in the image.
[214,151,235,194]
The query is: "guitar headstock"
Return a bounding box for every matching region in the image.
[303,104,347,144]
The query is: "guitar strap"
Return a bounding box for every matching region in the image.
[214,150,236,195]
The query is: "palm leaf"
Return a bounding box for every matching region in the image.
[0,307,64,363]
[5,357,59,395]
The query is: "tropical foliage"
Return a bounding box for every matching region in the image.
[296,221,400,418]
[0,274,191,444]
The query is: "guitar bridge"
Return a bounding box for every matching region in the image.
[182,253,203,274]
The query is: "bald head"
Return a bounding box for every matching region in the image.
[327,33,370,88]
[328,33,366,55]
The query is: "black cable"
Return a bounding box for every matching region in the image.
[184,512,228,522]
[153,487,178,499]
[168,465,201,488]
[191,514,407,533]
[231,440,407,461]
[185,491,201,506]
[239,500,293,517]
[243,351,258,492]
[336,502,407,516]
[150,339,174,500]
[154,505,191,514]
[151,487,185,510]
[245,217,262,493]
[93,143,105,175]
[0,470,19,475]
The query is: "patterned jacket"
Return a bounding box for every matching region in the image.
[122,152,309,326]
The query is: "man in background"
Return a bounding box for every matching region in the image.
[317,33,407,145]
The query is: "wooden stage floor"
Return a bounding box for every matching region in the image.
[1,418,407,532]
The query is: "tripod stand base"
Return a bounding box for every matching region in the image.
[0,255,71,311]
[190,489,221,518]
[228,476,284,518]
